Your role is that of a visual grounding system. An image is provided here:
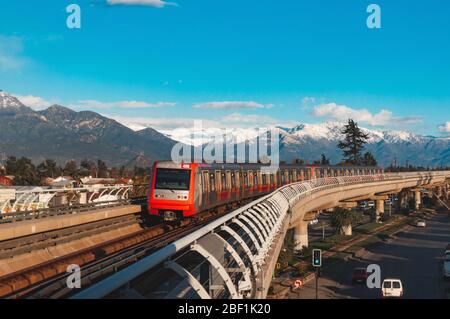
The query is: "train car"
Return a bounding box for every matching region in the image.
[148,161,382,221]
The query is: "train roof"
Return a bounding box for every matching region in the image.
[154,161,380,171]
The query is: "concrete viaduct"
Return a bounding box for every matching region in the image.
[73,171,450,300]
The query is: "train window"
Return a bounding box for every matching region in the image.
[254,172,258,186]
[248,171,253,187]
[202,171,209,192]
[270,173,274,185]
[288,170,293,182]
[292,169,297,181]
[210,173,215,192]
[154,168,191,190]
[216,171,222,191]
[243,172,248,187]
[262,173,267,185]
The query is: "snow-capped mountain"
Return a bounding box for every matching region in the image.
[0,91,22,108]
[158,122,450,167]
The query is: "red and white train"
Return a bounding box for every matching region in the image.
[148,161,383,221]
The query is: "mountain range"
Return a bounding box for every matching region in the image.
[160,122,450,167]
[0,91,176,167]
[0,91,449,167]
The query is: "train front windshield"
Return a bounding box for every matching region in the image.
[154,168,191,190]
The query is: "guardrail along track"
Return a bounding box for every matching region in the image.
[0,197,146,224]
[0,206,231,299]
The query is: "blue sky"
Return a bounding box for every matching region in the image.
[0,0,449,135]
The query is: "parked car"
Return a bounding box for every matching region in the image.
[309,218,319,226]
[416,220,426,227]
[381,278,404,298]
[352,268,368,283]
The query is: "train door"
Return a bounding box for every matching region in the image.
[257,170,262,188]
[201,171,210,207]
[202,171,210,193]
[248,170,253,188]
[243,172,249,188]
[231,171,236,189]
[225,171,231,190]
[292,169,297,182]
[209,172,216,192]
[220,171,226,191]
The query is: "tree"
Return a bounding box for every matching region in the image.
[97,159,108,178]
[37,159,60,179]
[63,160,78,179]
[362,152,377,166]
[320,154,330,165]
[79,159,97,177]
[338,119,369,165]
[5,156,39,185]
[331,207,362,236]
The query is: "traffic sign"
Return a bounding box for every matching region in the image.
[294,279,303,289]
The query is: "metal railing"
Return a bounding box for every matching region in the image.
[0,185,134,215]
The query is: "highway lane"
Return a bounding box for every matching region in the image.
[301,212,450,299]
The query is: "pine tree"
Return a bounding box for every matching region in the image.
[338,119,369,165]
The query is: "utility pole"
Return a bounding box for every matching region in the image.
[312,249,322,299]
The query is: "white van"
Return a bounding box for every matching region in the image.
[381,278,404,298]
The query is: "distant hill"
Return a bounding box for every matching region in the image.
[0,91,177,166]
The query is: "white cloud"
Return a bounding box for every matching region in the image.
[107,0,177,8]
[438,122,450,133]
[194,101,273,110]
[302,96,316,105]
[106,114,218,131]
[312,102,422,127]
[108,112,295,133]
[14,94,54,110]
[72,99,176,109]
[0,35,27,71]
[220,113,282,125]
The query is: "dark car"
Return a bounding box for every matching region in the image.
[352,268,368,283]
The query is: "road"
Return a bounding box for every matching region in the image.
[295,212,450,299]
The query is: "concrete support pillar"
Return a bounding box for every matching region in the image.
[399,191,408,209]
[341,225,352,236]
[375,199,384,222]
[293,221,308,251]
[414,190,421,210]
